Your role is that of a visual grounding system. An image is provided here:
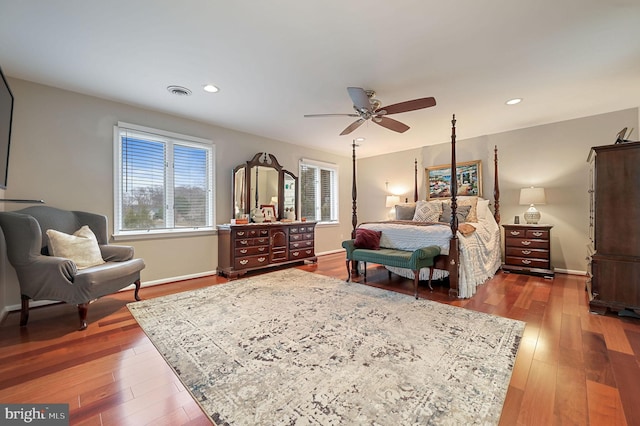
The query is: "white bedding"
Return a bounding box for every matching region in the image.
[359,213,502,298]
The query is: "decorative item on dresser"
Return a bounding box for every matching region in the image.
[502,224,554,278]
[587,141,640,316]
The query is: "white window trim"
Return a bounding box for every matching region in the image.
[299,158,339,225]
[113,122,215,238]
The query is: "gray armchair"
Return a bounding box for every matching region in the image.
[0,206,145,330]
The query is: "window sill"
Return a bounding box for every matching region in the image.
[112,227,217,242]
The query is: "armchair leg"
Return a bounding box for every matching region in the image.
[133,279,142,301]
[20,295,30,327]
[77,303,89,331]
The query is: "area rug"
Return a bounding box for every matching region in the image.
[128,269,524,425]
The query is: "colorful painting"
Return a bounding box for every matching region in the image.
[426,160,482,200]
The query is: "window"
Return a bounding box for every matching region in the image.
[114,122,214,236]
[299,158,338,223]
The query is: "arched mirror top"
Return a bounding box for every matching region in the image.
[232,152,298,222]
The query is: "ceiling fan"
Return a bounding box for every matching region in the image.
[304,87,436,136]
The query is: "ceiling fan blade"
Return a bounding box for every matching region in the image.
[374,116,410,133]
[377,97,436,115]
[347,87,372,112]
[304,113,360,118]
[340,118,365,135]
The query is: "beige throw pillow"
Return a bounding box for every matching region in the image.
[46,225,105,269]
[413,200,442,222]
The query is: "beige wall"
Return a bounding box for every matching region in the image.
[0,78,353,309]
[1,77,637,312]
[357,109,639,274]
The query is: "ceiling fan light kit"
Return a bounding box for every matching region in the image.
[304,87,436,136]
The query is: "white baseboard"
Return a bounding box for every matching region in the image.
[554,268,588,276]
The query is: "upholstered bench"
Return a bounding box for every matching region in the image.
[342,239,441,299]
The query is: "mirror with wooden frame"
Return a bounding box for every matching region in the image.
[232,152,299,221]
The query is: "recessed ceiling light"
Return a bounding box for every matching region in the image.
[506,98,522,105]
[203,84,219,93]
[355,137,365,142]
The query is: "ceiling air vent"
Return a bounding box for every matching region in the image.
[167,85,192,96]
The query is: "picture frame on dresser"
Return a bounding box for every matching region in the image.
[260,204,276,221]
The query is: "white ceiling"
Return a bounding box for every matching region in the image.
[1,1,639,158]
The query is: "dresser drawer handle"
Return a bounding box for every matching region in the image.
[292,251,299,257]
[239,240,248,245]
[237,231,245,236]
[521,250,531,255]
[240,249,248,254]
[521,241,531,246]
[239,259,248,265]
[532,231,543,237]
[258,257,266,263]
[305,250,312,254]
[521,259,532,264]
[510,231,521,236]
[293,243,300,247]
[258,247,265,252]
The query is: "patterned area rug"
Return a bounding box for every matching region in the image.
[128,269,524,425]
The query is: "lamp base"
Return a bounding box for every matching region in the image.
[524,205,540,224]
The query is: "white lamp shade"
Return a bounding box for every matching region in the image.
[519,187,546,205]
[385,195,400,208]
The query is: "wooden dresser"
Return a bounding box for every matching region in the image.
[217,222,317,278]
[587,141,640,315]
[502,224,554,278]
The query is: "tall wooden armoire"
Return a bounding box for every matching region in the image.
[587,141,640,315]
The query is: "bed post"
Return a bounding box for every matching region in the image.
[493,145,500,224]
[351,139,358,239]
[414,158,419,202]
[448,114,460,298]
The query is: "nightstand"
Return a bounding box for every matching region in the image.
[502,224,554,278]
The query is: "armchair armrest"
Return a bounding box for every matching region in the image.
[19,255,77,286]
[99,244,134,262]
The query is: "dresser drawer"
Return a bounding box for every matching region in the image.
[289,248,314,260]
[235,237,269,248]
[290,225,315,234]
[505,256,550,269]
[234,229,268,239]
[290,240,313,250]
[505,247,549,259]
[235,254,269,269]
[235,246,268,257]
[505,237,548,250]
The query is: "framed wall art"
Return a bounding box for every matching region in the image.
[426,160,482,200]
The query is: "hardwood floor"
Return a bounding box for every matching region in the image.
[1,252,639,425]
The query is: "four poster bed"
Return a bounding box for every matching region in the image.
[350,115,502,298]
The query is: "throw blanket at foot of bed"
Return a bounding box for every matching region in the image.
[342,240,441,299]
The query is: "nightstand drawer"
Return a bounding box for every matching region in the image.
[505,238,548,249]
[505,256,550,269]
[506,247,548,259]
[526,229,549,239]
[505,228,527,238]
